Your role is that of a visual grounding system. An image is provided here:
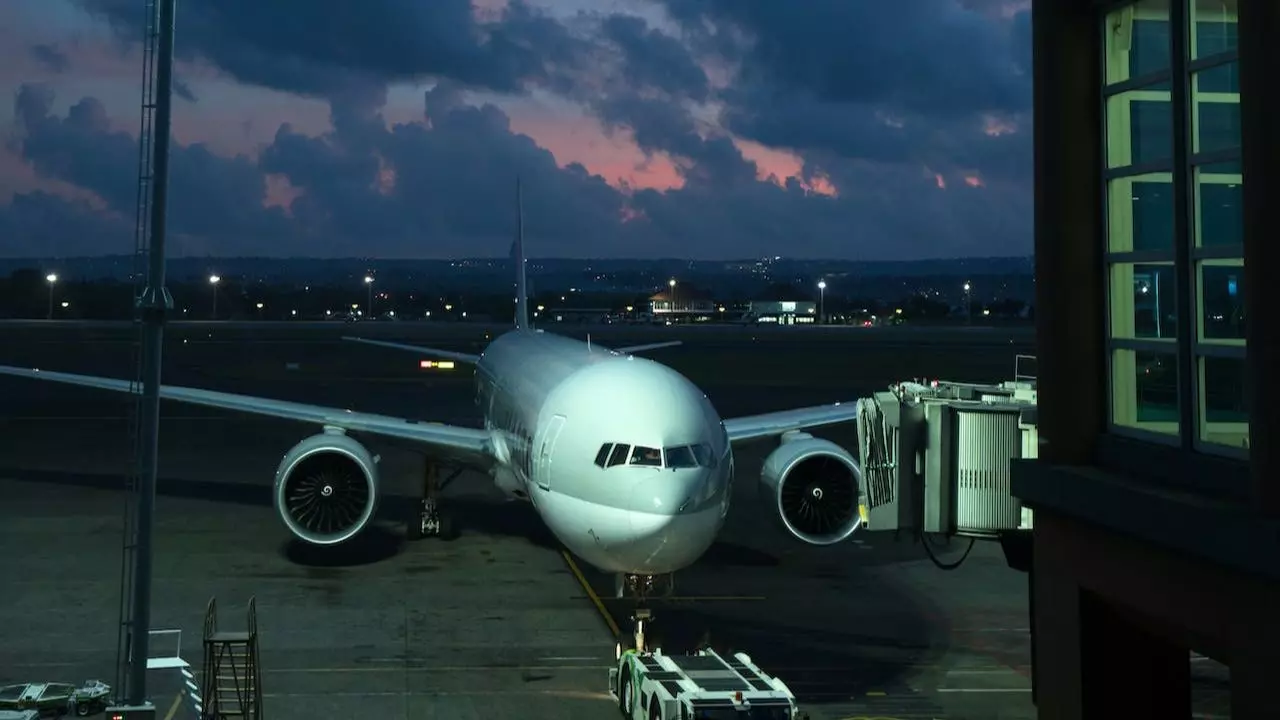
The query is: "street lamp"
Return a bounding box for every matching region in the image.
[209,274,220,319]
[817,280,826,324]
[963,281,972,325]
[668,278,677,318]
[364,275,374,317]
[44,273,57,319]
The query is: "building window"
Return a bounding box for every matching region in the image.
[1102,0,1245,456]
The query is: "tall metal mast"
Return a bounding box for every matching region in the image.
[122,0,177,704]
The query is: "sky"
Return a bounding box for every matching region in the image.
[0,0,1033,260]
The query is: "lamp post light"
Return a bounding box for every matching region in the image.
[817,280,826,324]
[963,281,972,325]
[45,273,58,319]
[668,278,677,319]
[364,275,374,318]
[209,275,220,319]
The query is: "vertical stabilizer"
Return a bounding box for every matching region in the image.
[512,176,530,330]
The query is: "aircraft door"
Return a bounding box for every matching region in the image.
[536,414,567,490]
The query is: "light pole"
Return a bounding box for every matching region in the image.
[817,280,826,324]
[963,281,972,325]
[45,273,57,319]
[364,275,374,318]
[209,275,220,319]
[668,278,677,320]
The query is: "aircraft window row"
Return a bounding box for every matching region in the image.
[593,442,714,469]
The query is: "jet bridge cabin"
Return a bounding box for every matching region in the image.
[611,647,801,720]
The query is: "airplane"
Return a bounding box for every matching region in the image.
[0,182,867,613]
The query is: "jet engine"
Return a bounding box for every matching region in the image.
[760,431,863,545]
[273,428,380,545]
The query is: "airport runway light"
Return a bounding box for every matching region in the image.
[364,275,374,317]
[45,273,57,319]
[817,280,826,324]
[208,275,220,319]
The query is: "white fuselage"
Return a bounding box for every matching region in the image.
[474,329,732,575]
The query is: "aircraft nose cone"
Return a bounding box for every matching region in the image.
[624,471,723,573]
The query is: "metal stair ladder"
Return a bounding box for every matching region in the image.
[200,597,263,719]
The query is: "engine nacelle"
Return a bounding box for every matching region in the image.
[273,428,380,546]
[760,431,864,545]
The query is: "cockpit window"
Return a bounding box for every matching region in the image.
[598,442,714,469]
[664,445,698,468]
[594,443,613,467]
[663,443,714,469]
[607,444,631,467]
[630,446,663,466]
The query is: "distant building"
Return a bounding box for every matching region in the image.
[747,283,817,324]
[649,285,716,319]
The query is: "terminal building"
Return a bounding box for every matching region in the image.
[1014,0,1275,717]
[648,284,716,321]
[746,284,818,324]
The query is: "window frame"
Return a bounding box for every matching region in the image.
[1100,0,1247,465]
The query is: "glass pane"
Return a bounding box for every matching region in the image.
[1196,59,1239,94]
[1110,262,1178,339]
[664,445,698,468]
[1107,174,1174,252]
[1106,91,1173,168]
[1111,348,1180,435]
[1192,0,1238,59]
[630,446,662,466]
[1194,96,1240,155]
[1194,165,1243,247]
[1199,355,1249,452]
[1105,1,1172,83]
[607,444,631,467]
[1199,261,1245,340]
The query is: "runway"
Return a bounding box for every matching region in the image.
[0,321,1046,719]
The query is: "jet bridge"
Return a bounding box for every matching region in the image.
[854,355,1037,570]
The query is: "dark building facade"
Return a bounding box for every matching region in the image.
[1013,0,1276,717]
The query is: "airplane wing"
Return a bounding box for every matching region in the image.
[0,365,492,466]
[341,336,481,363]
[612,340,683,355]
[723,402,859,444]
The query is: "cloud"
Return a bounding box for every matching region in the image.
[28,43,69,74]
[0,0,1035,259]
[74,0,592,102]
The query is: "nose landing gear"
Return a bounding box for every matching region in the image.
[615,573,676,655]
[614,572,675,600]
[407,459,464,541]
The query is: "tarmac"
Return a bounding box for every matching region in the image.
[0,319,1205,719]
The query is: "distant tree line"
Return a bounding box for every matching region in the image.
[0,267,1031,324]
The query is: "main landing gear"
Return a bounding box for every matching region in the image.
[407,459,463,541]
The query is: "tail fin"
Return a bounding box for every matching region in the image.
[511,176,530,330]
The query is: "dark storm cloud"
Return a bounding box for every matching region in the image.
[3,1,1035,259]
[650,0,1032,184]
[658,0,1028,117]
[0,191,131,255]
[598,14,709,101]
[173,79,198,103]
[28,44,70,74]
[259,82,627,256]
[10,84,292,254]
[74,0,589,102]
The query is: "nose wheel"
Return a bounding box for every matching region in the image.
[614,572,675,600]
[407,459,463,541]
